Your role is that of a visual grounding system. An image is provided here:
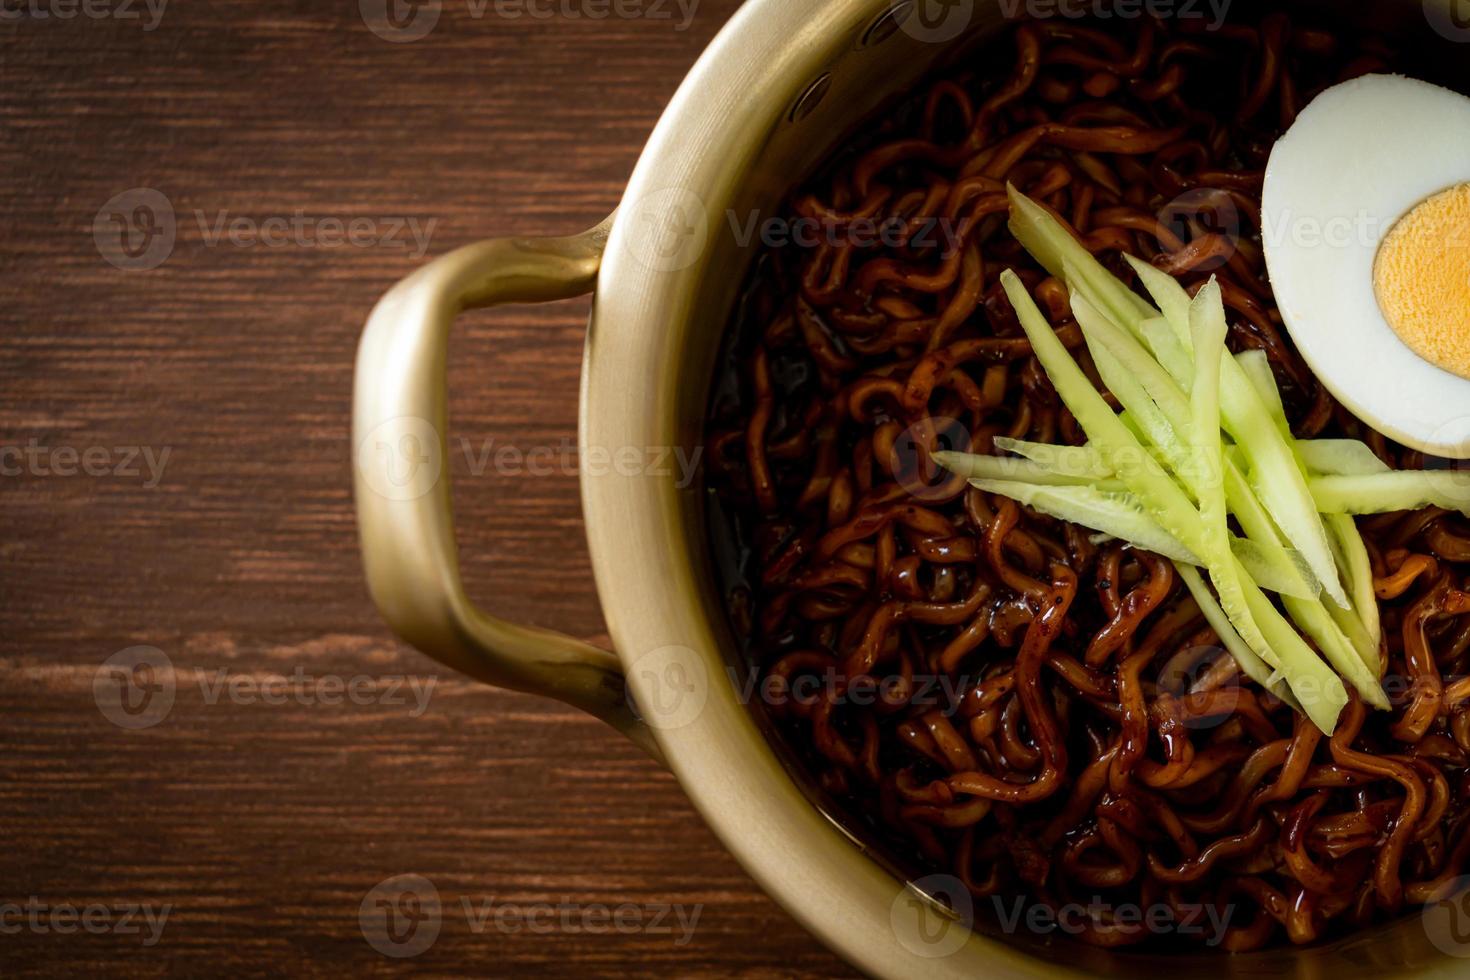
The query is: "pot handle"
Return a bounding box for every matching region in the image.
[352,213,663,764]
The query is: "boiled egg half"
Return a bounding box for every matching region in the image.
[1263,74,1470,459]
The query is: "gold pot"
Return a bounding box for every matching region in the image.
[353,1,1470,975]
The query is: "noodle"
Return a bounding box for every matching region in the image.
[706,12,1470,951]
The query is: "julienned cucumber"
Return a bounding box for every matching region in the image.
[925,186,1470,732]
[992,269,1349,732]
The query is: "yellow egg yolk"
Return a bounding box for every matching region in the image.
[1373,182,1470,381]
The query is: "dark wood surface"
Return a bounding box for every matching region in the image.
[0,2,853,974]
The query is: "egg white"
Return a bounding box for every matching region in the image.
[1262,74,1470,459]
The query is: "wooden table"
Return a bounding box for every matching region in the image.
[0,2,852,974]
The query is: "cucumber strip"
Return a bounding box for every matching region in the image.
[1188,279,1264,672]
[1125,254,1196,348]
[1235,350,1291,438]
[1008,185,1156,330]
[1220,359,1348,606]
[1070,280,1196,442]
[1087,341,1200,497]
[960,478,1199,564]
[1070,287,1221,502]
[1070,283,1306,603]
[1230,538,1319,600]
[1001,271,1210,559]
[1281,595,1391,709]
[991,438,1119,481]
[1298,440,1393,476]
[1175,562,1301,713]
[1005,272,1296,676]
[1220,457,1384,704]
[1238,574,1349,733]
[1141,316,1194,388]
[1326,512,1383,660]
[940,450,1314,599]
[1120,249,1351,607]
[1310,472,1470,516]
[932,451,1099,487]
[995,438,1319,601]
[1222,461,1322,599]
[1324,583,1382,678]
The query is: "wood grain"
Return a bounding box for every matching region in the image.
[0,1,853,974]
